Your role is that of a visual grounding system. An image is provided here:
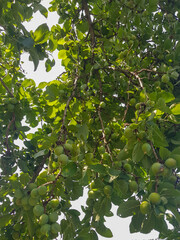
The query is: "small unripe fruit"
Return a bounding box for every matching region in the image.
[161,74,169,83]
[58,154,69,165]
[103,185,113,196]
[129,181,138,192]
[149,192,161,204]
[49,199,59,209]
[151,162,164,175]
[124,127,134,138]
[129,98,136,106]
[64,143,73,151]
[100,101,106,108]
[38,186,47,196]
[14,189,23,199]
[142,143,151,154]
[29,197,39,206]
[124,163,132,172]
[31,188,39,198]
[88,190,96,199]
[54,146,63,156]
[140,201,151,214]
[165,158,176,168]
[33,205,44,217]
[49,212,58,223]
[28,183,37,191]
[98,146,105,154]
[40,224,51,235]
[39,170,48,178]
[51,223,61,234]
[39,214,49,225]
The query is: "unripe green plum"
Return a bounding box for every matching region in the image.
[51,222,61,234]
[104,127,111,135]
[48,199,59,209]
[151,162,164,175]
[58,154,69,165]
[85,153,94,161]
[142,143,151,154]
[103,185,113,196]
[129,181,138,192]
[21,196,29,206]
[161,74,169,83]
[28,183,37,191]
[140,201,151,214]
[29,197,39,206]
[39,214,49,225]
[54,146,63,156]
[124,163,132,172]
[88,190,96,199]
[33,205,44,217]
[129,98,136,106]
[40,224,51,235]
[98,146,105,154]
[100,101,106,108]
[149,192,161,204]
[165,158,176,168]
[124,127,134,139]
[38,185,47,196]
[31,188,39,198]
[12,231,20,240]
[14,189,23,199]
[7,103,15,112]
[64,143,73,151]
[49,212,58,223]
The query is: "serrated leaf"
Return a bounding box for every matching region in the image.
[150,124,168,147]
[117,199,139,218]
[159,147,171,160]
[132,142,144,162]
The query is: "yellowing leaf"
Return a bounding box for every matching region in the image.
[58,50,67,60]
[171,103,180,115]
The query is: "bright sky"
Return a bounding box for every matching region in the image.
[21,1,160,239]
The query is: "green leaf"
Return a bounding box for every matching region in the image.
[62,162,77,177]
[149,124,168,148]
[89,164,107,174]
[0,215,11,227]
[171,103,180,115]
[140,212,155,233]
[29,47,39,71]
[58,50,67,60]
[96,222,113,238]
[130,211,145,233]
[159,147,171,160]
[76,124,89,141]
[132,142,144,162]
[117,199,139,218]
[20,37,34,49]
[34,149,47,159]
[33,23,49,44]
[158,91,175,103]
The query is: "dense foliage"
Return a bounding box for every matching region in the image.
[0,0,180,239]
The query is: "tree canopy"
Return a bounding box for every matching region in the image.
[0,0,180,239]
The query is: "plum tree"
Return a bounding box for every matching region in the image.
[0,0,180,239]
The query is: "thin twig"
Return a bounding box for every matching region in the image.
[29,152,50,184]
[0,77,14,97]
[150,141,160,162]
[59,72,79,140]
[5,113,15,152]
[122,81,130,122]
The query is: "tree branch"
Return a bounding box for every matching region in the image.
[0,77,14,97]
[82,0,96,47]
